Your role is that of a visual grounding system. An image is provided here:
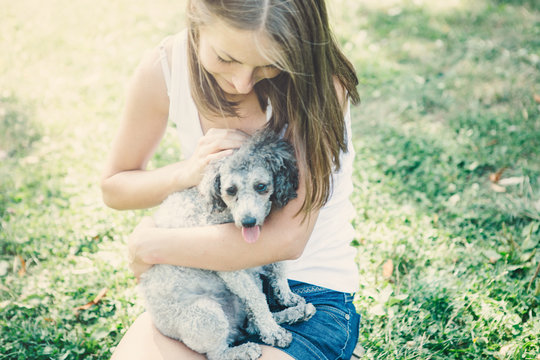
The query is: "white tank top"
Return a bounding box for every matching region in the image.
[160,30,359,293]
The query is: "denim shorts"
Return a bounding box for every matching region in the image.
[256,279,361,360]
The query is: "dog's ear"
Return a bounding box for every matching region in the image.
[266,138,299,209]
[198,161,227,212]
[210,173,227,211]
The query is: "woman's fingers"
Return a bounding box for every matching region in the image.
[127,216,155,281]
[186,128,249,185]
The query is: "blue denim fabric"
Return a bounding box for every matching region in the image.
[259,280,361,360]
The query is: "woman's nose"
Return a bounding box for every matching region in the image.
[231,67,256,94]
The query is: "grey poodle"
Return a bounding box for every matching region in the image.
[139,129,316,360]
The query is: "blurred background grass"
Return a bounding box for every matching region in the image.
[1,0,539,359]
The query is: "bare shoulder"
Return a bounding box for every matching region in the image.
[128,38,173,116]
[332,76,348,113]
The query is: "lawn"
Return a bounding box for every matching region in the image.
[1,0,539,359]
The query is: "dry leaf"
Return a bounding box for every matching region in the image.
[489,167,507,183]
[498,176,524,186]
[74,287,108,314]
[490,183,507,193]
[382,259,393,279]
[93,287,108,303]
[16,256,26,277]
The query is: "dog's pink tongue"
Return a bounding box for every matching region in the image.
[241,226,261,244]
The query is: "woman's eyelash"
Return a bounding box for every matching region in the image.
[217,55,234,64]
[217,55,277,70]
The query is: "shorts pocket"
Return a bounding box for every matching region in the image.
[317,305,349,333]
[303,303,353,360]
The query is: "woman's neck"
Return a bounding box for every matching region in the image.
[200,91,267,135]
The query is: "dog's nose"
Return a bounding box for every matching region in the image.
[241,216,257,228]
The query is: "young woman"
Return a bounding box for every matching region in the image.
[101,0,361,359]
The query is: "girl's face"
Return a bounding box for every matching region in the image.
[198,20,282,97]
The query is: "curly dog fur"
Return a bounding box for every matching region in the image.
[139,129,316,360]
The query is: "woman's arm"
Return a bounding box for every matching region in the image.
[101,45,247,210]
[125,77,348,278]
[128,168,319,279]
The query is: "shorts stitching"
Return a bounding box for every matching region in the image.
[289,334,327,360]
[318,305,348,333]
[335,306,352,360]
[292,285,328,295]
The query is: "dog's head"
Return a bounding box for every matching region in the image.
[199,129,298,243]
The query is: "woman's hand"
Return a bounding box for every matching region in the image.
[181,128,249,188]
[127,216,156,281]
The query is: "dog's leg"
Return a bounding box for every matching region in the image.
[176,297,261,360]
[263,263,316,324]
[218,270,292,348]
[176,298,229,356]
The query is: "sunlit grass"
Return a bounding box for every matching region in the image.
[1,0,539,359]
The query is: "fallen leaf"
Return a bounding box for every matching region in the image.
[490,183,506,193]
[489,167,507,183]
[74,300,96,313]
[93,287,108,303]
[498,176,524,186]
[74,287,108,314]
[382,259,393,279]
[16,256,26,276]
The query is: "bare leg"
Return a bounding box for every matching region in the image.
[110,313,293,360]
[111,312,204,360]
[260,346,295,360]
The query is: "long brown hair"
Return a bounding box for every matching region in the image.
[186,0,360,214]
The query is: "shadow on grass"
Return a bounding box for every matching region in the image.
[0,94,42,220]
[0,94,41,159]
[348,1,539,358]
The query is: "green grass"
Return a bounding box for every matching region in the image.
[1,0,539,359]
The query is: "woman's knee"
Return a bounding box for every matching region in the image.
[259,345,295,360]
[111,312,204,360]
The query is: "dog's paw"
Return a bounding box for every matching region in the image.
[302,303,317,321]
[278,292,305,307]
[219,342,262,360]
[272,302,317,325]
[260,326,292,348]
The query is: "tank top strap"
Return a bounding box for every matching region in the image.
[169,31,189,128]
[158,37,172,97]
[168,30,202,159]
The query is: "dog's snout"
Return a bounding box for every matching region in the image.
[241,216,257,228]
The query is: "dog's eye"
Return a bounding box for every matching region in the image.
[226,186,237,196]
[254,183,268,193]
